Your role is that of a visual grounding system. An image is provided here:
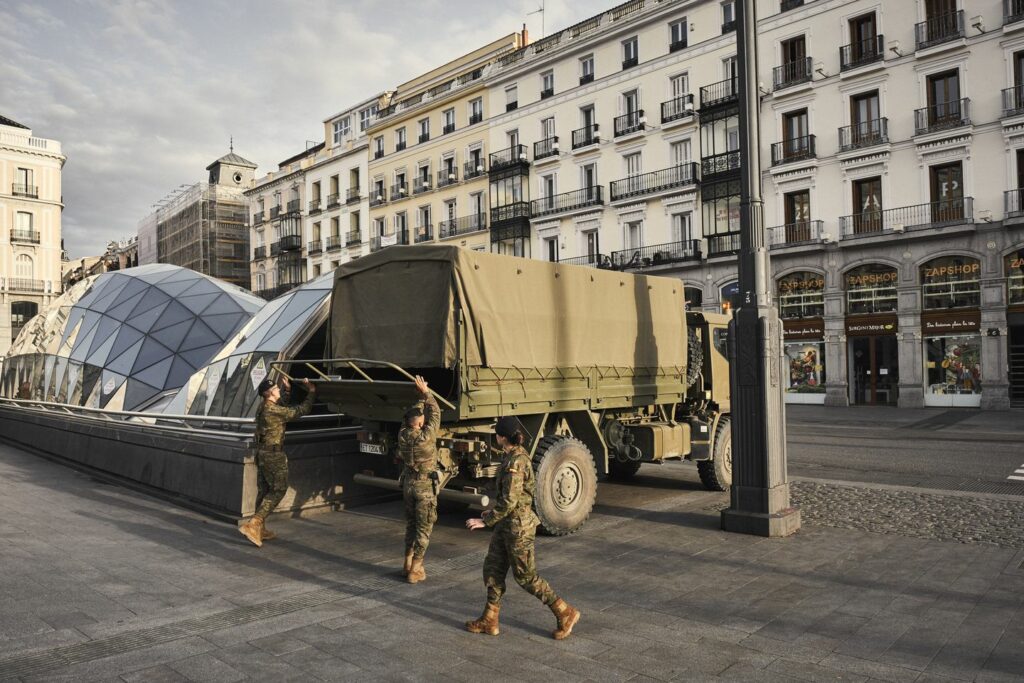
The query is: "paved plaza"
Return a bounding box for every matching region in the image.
[1,412,1023,682]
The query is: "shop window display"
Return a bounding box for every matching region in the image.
[777,271,824,318]
[1007,250,1024,305]
[845,264,897,314]
[920,255,980,310]
[784,342,825,394]
[925,335,981,396]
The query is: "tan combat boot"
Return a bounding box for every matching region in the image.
[406,557,426,584]
[550,598,580,640]
[261,526,277,541]
[466,602,500,636]
[403,550,414,576]
[239,517,264,548]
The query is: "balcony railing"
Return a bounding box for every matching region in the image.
[325,235,343,250]
[4,278,46,293]
[418,132,430,144]
[767,220,824,248]
[490,201,532,225]
[464,160,487,179]
[707,232,742,256]
[1006,188,1024,217]
[839,198,974,237]
[270,241,281,256]
[1007,0,1024,25]
[1002,85,1024,117]
[781,0,804,10]
[346,187,361,204]
[540,88,554,100]
[437,167,459,188]
[279,234,302,251]
[308,199,321,213]
[414,176,432,194]
[253,211,264,224]
[439,214,487,238]
[390,182,408,199]
[722,20,736,34]
[701,150,741,177]
[534,136,559,160]
[840,35,884,71]
[469,112,484,125]
[661,94,695,124]
[558,253,614,268]
[572,124,599,149]
[9,229,40,244]
[414,225,433,243]
[771,135,816,166]
[443,123,456,135]
[773,57,812,90]
[253,245,267,259]
[326,193,340,209]
[346,230,361,246]
[531,187,604,218]
[700,78,738,109]
[915,10,964,50]
[614,110,645,137]
[839,118,889,151]
[308,240,322,254]
[373,148,384,160]
[270,206,281,219]
[914,98,970,135]
[622,56,639,70]
[489,144,529,171]
[611,240,701,270]
[609,162,699,201]
[580,73,595,86]
[396,140,407,152]
[611,0,643,20]
[11,183,37,198]
[670,39,687,53]
[370,231,409,251]
[285,199,300,214]
[506,101,518,112]
[370,188,388,207]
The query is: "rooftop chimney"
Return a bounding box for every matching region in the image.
[521,23,530,46]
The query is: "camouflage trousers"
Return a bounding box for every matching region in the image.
[403,477,437,560]
[254,447,289,520]
[483,519,557,606]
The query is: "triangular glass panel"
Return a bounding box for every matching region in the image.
[179,343,224,369]
[177,292,220,314]
[167,355,196,388]
[157,278,203,298]
[69,325,98,362]
[109,278,149,309]
[86,330,118,367]
[179,319,220,351]
[133,355,174,389]
[107,326,145,362]
[150,318,196,352]
[105,337,145,376]
[204,312,248,340]
[125,301,170,334]
[131,336,175,374]
[149,301,196,332]
[105,290,147,322]
[123,378,160,412]
[129,287,171,317]
[202,295,245,316]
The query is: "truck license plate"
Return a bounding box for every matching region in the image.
[359,442,385,455]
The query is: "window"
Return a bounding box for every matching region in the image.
[374,136,384,159]
[846,264,898,314]
[852,176,883,233]
[722,1,736,32]
[396,127,407,151]
[545,237,558,262]
[541,117,555,140]
[848,12,878,63]
[581,163,597,190]
[930,161,964,220]
[15,212,32,231]
[541,71,554,98]
[506,84,519,111]
[782,109,810,158]
[622,89,639,115]
[671,73,689,99]
[444,199,457,221]
[670,18,687,51]
[15,168,32,187]
[469,98,483,124]
[624,220,643,250]
[580,55,595,84]
[373,217,386,237]
[921,256,980,309]
[443,108,455,134]
[671,212,693,242]
[671,139,692,165]
[624,152,642,178]
[359,105,377,132]
[622,37,639,68]
[332,117,351,144]
[418,118,430,143]
[585,230,600,261]
[723,56,738,81]
[850,90,881,146]
[581,105,596,129]
[15,254,33,279]
[507,129,519,149]
[926,70,962,127]
[540,174,556,204]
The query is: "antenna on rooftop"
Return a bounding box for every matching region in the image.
[229,135,234,153]
[527,0,545,38]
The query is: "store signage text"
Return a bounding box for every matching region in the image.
[922,262,979,280]
[845,314,898,336]
[846,270,897,288]
[783,318,824,340]
[921,311,981,335]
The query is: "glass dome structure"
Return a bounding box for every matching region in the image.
[1,264,264,411]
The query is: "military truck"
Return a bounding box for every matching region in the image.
[291,245,731,535]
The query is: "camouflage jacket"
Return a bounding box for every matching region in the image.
[255,390,315,448]
[397,393,441,475]
[484,445,539,529]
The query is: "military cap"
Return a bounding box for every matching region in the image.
[495,416,520,439]
[404,405,424,420]
[257,378,276,396]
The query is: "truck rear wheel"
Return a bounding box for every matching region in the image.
[606,458,642,480]
[533,435,597,536]
[697,417,732,491]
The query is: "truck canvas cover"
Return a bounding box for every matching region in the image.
[330,245,687,371]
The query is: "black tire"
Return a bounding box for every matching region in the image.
[697,417,732,491]
[687,326,704,388]
[532,435,598,536]
[606,458,642,480]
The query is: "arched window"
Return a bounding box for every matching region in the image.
[776,271,824,318]
[10,301,37,341]
[720,281,739,312]
[920,256,980,309]
[15,254,33,279]
[1006,250,1024,306]
[684,286,703,311]
[845,264,898,314]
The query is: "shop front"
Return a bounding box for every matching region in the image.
[920,255,982,408]
[777,271,826,404]
[1007,250,1024,406]
[845,313,899,405]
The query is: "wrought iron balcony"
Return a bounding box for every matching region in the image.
[437,167,459,188]
[469,112,484,125]
[915,10,964,50]
[579,73,594,86]
[279,234,302,251]
[370,231,409,251]
[489,144,529,171]
[370,188,388,207]
[390,182,408,199]
[721,19,736,34]
[840,35,884,71]
[781,0,804,10]
[611,240,701,270]
[767,220,824,248]
[531,187,603,218]
[253,211,264,224]
[418,132,430,144]
[701,150,741,177]
[558,253,614,268]
[534,136,559,160]
[914,98,970,135]
[661,94,695,124]
[609,162,699,202]
[464,160,487,179]
[571,124,599,149]
[506,101,518,112]
[253,245,266,259]
[270,241,281,256]
[707,232,742,257]
[771,135,816,166]
[285,199,300,214]
[1006,188,1024,217]
[839,198,974,238]
[622,56,638,70]
[4,278,45,293]
[9,229,40,244]
[699,78,738,109]
[414,225,433,243]
[270,206,281,219]
[1007,0,1024,25]
[839,118,889,151]
[490,201,531,225]
[540,87,554,100]
[308,199,321,214]
[414,176,433,194]
[614,110,645,137]
[308,240,322,254]
[1003,85,1024,117]
[346,187,361,204]
[396,140,407,152]
[11,183,37,198]
[773,57,812,91]
[439,214,487,238]
[325,235,343,250]
[670,39,687,53]
[443,123,455,135]
[326,193,340,209]
[373,148,384,160]
[346,230,361,246]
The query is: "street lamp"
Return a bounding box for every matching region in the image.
[720,0,801,537]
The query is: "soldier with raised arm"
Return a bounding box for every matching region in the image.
[397,375,441,583]
[239,376,316,547]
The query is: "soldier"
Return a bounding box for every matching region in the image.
[398,375,441,584]
[465,417,580,640]
[238,375,316,547]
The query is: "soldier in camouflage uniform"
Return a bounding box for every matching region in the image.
[238,376,316,547]
[465,416,580,639]
[397,375,441,584]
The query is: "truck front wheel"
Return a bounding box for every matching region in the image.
[697,417,732,491]
[533,435,598,536]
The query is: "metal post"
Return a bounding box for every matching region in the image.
[720,0,801,537]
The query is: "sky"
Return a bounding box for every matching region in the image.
[1,0,603,258]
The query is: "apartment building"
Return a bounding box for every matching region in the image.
[366,34,523,253]
[0,115,65,356]
[476,0,1024,411]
